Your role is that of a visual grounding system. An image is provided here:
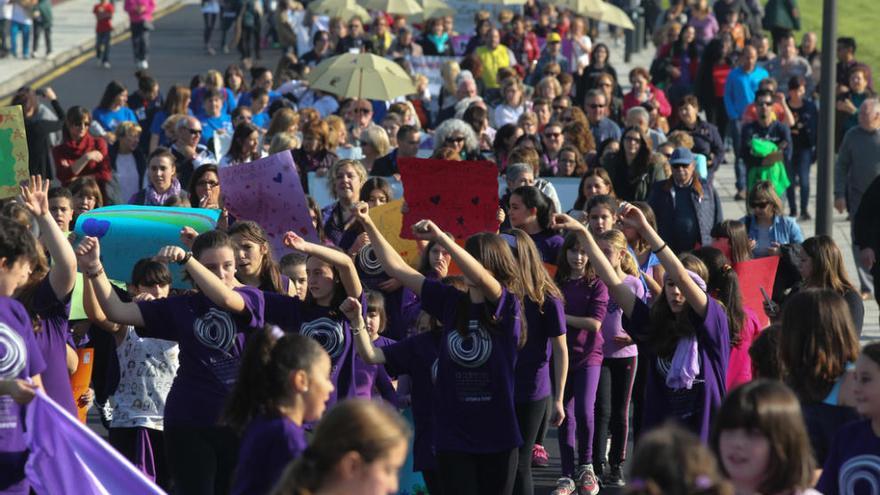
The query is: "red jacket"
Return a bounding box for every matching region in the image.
[623,84,672,117]
[52,133,111,190]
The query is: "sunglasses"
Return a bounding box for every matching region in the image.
[552,105,566,111]
[751,201,771,209]
[544,132,562,138]
[588,103,605,109]
[186,128,202,135]
[671,162,691,169]
[197,180,220,188]
[756,100,773,107]
[445,136,465,143]
[623,136,641,143]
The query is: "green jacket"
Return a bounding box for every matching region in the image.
[34,0,53,26]
[763,0,800,31]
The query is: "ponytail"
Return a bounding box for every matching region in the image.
[596,229,639,277]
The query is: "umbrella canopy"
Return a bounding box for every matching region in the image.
[307,0,370,21]
[307,53,417,100]
[362,0,424,15]
[556,0,603,16]
[589,1,635,30]
[480,0,526,5]
[412,0,454,21]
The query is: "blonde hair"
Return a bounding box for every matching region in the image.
[535,76,562,99]
[441,60,461,94]
[116,120,143,138]
[596,229,639,276]
[325,115,346,149]
[327,159,368,198]
[269,132,300,154]
[666,130,695,149]
[267,108,300,141]
[161,114,188,143]
[360,126,391,157]
[204,69,224,89]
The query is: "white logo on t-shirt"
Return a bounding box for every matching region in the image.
[300,317,346,359]
[446,320,492,368]
[356,244,384,276]
[0,323,26,379]
[193,308,237,352]
[838,454,880,495]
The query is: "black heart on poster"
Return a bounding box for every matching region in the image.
[471,196,480,205]
[430,195,442,205]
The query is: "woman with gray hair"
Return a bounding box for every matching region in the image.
[432,118,484,160]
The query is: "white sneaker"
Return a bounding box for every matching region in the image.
[575,464,600,495]
[551,477,577,495]
[142,59,149,69]
[103,61,111,69]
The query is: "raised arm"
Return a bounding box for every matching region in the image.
[341,296,386,364]
[21,176,76,299]
[618,202,708,317]
[75,237,145,327]
[282,231,362,298]
[552,213,638,317]
[80,276,122,334]
[351,202,425,296]
[156,245,250,314]
[413,219,503,302]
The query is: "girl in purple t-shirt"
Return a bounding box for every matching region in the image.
[225,331,334,495]
[592,229,644,486]
[713,380,820,495]
[553,204,729,443]
[76,230,266,494]
[506,186,564,264]
[0,216,46,495]
[349,201,526,495]
[351,291,398,404]
[228,220,296,296]
[507,229,568,495]
[15,177,78,417]
[552,231,609,495]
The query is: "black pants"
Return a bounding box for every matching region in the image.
[203,13,217,45]
[0,19,7,51]
[631,347,648,441]
[514,398,549,495]
[109,427,170,489]
[164,426,239,495]
[593,356,637,467]
[437,448,518,495]
[422,468,444,495]
[32,19,50,54]
[96,31,111,62]
[219,14,236,47]
[130,21,149,61]
[239,23,261,60]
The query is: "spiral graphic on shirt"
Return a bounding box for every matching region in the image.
[446,320,492,368]
[0,323,27,379]
[300,317,346,360]
[356,244,384,276]
[838,455,880,495]
[431,358,439,384]
[193,308,237,352]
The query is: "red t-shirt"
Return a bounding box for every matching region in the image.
[94,3,114,34]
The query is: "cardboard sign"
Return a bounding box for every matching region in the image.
[369,199,421,267]
[218,151,318,257]
[399,157,500,239]
[0,105,28,199]
[69,348,94,424]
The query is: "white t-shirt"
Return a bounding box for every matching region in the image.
[115,153,140,203]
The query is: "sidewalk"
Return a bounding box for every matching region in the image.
[605,32,880,339]
[0,0,182,98]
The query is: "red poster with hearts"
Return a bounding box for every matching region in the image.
[398,158,500,240]
[219,151,318,258]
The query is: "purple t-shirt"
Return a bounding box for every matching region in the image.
[0,297,47,495]
[817,419,880,495]
[514,295,566,403]
[624,297,729,441]
[136,287,265,427]
[30,278,76,416]
[382,331,441,472]
[352,335,398,406]
[263,292,362,407]
[529,230,564,264]
[560,276,609,369]
[420,278,523,454]
[232,414,307,495]
[601,275,644,359]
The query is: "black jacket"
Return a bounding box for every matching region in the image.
[24,99,65,180]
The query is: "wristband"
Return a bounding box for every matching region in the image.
[85,266,104,279]
[351,325,364,336]
[177,252,193,266]
[652,243,668,254]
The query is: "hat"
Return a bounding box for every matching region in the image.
[547,32,561,43]
[669,147,695,165]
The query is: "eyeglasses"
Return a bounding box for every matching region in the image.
[588,103,605,109]
[544,132,562,138]
[197,180,220,188]
[445,136,465,143]
[623,136,641,143]
[751,201,771,209]
[756,100,773,107]
[670,162,691,169]
[186,128,202,135]
[354,108,372,114]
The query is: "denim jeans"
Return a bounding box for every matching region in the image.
[130,21,149,61]
[96,31,111,62]
[728,118,746,192]
[10,21,30,57]
[786,147,814,216]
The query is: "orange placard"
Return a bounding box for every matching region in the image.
[69,348,94,423]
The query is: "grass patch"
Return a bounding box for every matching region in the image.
[796,0,880,71]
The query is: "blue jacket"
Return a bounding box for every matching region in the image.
[648,178,723,253]
[724,66,769,120]
[741,214,804,255]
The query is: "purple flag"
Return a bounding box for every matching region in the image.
[24,390,166,495]
[218,150,318,258]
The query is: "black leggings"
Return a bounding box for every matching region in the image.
[203,13,218,45]
[219,14,236,47]
[514,398,549,495]
[164,426,239,495]
[109,427,170,489]
[437,448,518,495]
[239,23,261,60]
[593,356,637,467]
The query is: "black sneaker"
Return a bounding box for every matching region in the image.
[604,464,625,487]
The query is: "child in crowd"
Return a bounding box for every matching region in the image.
[93,0,114,68]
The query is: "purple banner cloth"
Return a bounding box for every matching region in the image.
[24,390,165,495]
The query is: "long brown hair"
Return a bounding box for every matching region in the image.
[800,236,857,296]
[228,221,286,294]
[710,220,752,264]
[554,231,596,286]
[274,400,410,495]
[648,255,709,357]
[509,229,563,309]
[778,288,860,402]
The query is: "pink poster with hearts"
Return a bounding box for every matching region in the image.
[398,157,500,240]
[219,151,318,257]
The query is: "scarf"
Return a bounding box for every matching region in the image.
[427,32,448,53]
[662,269,707,390]
[144,177,181,206]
